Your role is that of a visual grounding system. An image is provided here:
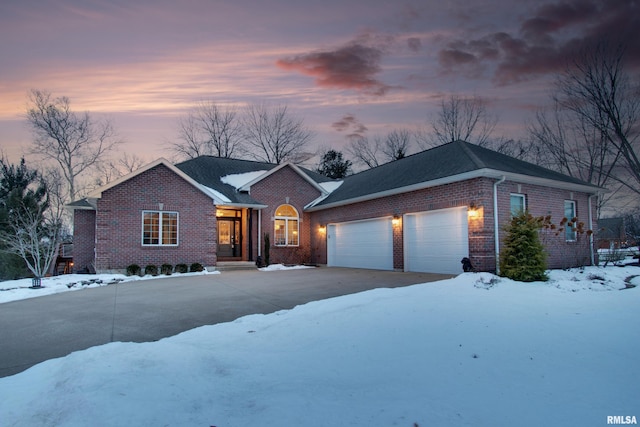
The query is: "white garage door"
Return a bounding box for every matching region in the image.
[327,217,393,270]
[404,207,469,274]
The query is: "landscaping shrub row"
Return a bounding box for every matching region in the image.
[125,262,204,277]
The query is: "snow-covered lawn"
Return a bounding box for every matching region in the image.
[1,265,639,426]
[0,264,313,305]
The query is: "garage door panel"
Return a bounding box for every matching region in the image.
[328,218,393,271]
[404,207,468,274]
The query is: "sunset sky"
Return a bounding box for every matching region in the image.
[1,0,638,165]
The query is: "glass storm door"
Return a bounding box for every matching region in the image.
[217,219,241,257]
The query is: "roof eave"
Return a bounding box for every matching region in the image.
[64,197,98,211]
[306,169,604,212]
[496,170,606,194]
[306,170,490,212]
[216,203,269,210]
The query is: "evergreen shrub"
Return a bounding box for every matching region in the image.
[161,263,173,275]
[264,233,270,266]
[144,264,158,276]
[190,262,204,272]
[126,264,141,276]
[175,263,189,274]
[500,211,548,282]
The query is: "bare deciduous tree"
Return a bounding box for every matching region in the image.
[528,101,619,185]
[382,129,412,161]
[555,41,640,196]
[528,101,621,214]
[170,101,243,159]
[347,136,381,169]
[92,153,148,188]
[421,94,497,148]
[347,129,413,170]
[25,89,121,202]
[243,103,314,164]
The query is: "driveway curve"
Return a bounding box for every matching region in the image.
[0,267,453,377]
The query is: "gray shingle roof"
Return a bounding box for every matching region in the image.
[313,140,601,208]
[175,157,275,205]
[175,156,333,205]
[66,198,96,210]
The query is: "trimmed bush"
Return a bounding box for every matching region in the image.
[190,262,204,272]
[126,264,141,276]
[161,263,173,275]
[144,264,158,276]
[175,263,189,274]
[264,232,270,266]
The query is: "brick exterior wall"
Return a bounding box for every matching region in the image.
[496,181,596,270]
[309,178,492,270]
[72,209,96,272]
[309,177,597,273]
[76,160,597,275]
[94,164,217,272]
[250,166,322,265]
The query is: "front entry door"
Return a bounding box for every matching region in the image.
[217,218,241,257]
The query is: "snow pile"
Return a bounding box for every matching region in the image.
[0,266,638,426]
[258,263,314,271]
[0,270,219,305]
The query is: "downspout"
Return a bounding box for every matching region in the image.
[493,176,506,274]
[588,194,596,266]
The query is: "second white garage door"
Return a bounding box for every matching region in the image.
[327,217,394,270]
[404,207,469,274]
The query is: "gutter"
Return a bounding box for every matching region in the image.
[306,168,602,212]
[493,176,506,274]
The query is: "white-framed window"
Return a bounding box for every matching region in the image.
[142,211,178,246]
[564,200,577,241]
[274,204,299,246]
[510,194,526,216]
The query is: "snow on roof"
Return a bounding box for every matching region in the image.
[320,180,343,193]
[220,170,268,190]
[305,180,344,209]
[198,184,231,204]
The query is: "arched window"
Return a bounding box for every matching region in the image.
[274,204,299,246]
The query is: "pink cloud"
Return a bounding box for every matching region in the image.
[276,42,391,96]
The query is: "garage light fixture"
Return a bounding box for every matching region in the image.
[468,203,481,219]
[392,215,401,226]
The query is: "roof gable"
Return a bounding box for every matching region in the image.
[175,156,335,205]
[237,162,329,195]
[87,158,205,198]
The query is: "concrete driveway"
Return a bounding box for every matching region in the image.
[0,267,453,378]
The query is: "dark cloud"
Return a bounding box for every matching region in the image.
[332,114,368,137]
[407,37,422,52]
[437,0,640,84]
[276,41,392,96]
